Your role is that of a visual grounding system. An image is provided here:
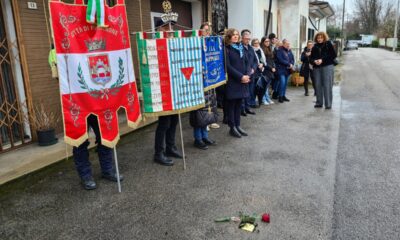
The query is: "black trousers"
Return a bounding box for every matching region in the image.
[226,98,242,128]
[303,69,315,93]
[154,115,178,154]
[72,115,113,180]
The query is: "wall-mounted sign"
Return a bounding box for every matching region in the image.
[27,2,38,9]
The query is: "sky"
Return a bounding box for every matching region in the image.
[326,0,355,14]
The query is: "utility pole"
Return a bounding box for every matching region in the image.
[394,0,399,52]
[341,0,346,55]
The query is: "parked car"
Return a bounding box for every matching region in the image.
[344,41,358,51]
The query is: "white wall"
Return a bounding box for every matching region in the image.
[227,0,254,32]
[252,0,278,39]
[191,1,202,29]
[278,0,300,47]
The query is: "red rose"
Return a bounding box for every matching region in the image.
[261,213,270,223]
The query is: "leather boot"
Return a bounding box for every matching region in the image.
[278,96,284,103]
[154,152,174,166]
[166,146,183,159]
[236,126,248,136]
[229,127,242,138]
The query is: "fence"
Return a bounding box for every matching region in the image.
[379,38,399,49]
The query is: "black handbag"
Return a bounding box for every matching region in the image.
[190,107,218,128]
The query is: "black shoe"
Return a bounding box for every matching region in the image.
[325,106,332,109]
[314,104,323,108]
[222,118,228,124]
[272,92,278,99]
[278,97,284,103]
[154,153,174,166]
[236,126,248,136]
[241,110,247,117]
[203,138,216,146]
[245,109,256,115]
[229,127,242,138]
[305,92,309,96]
[81,177,97,190]
[166,147,183,159]
[194,139,208,150]
[102,171,124,182]
[283,96,290,102]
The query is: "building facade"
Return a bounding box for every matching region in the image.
[0,0,219,154]
[227,0,334,59]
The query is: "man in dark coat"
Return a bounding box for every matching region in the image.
[153,19,182,166]
[240,29,258,116]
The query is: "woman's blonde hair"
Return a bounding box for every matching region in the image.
[314,32,329,42]
[224,28,240,45]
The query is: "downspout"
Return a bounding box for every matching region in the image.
[265,0,272,35]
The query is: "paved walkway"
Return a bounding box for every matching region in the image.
[0,86,341,240]
[0,116,157,185]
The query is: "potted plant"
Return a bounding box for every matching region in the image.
[27,101,61,146]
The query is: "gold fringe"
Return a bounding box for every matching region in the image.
[203,80,226,92]
[64,133,89,147]
[143,104,205,118]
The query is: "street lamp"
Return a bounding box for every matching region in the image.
[341,0,346,55]
[394,0,399,52]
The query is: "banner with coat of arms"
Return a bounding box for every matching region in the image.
[202,36,226,91]
[49,0,141,147]
[136,33,205,116]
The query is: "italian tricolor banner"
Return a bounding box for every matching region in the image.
[137,33,205,115]
[49,0,141,147]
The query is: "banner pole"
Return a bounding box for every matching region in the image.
[178,113,186,170]
[113,147,122,193]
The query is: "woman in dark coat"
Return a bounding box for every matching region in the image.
[310,32,337,109]
[224,28,250,138]
[300,40,315,96]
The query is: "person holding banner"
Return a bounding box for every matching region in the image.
[72,116,124,190]
[224,28,250,138]
[153,19,182,166]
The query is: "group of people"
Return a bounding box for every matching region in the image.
[53,18,336,190]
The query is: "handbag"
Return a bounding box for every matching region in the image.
[333,58,339,66]
[190,106,218,128]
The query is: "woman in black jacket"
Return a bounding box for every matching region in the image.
[224,28,250,138]
[300,40,315,96]
[310,32,337,109]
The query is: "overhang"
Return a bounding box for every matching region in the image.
[309,0,335,19]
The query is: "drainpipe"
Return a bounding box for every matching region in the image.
[265,0,273,35]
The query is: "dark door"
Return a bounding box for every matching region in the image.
[0,1,29,153]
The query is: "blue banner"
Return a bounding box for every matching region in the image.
[202,36,226,91]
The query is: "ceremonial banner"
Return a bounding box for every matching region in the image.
[137,33,205,116]
[50,0,141,147]
[202,36,226,91]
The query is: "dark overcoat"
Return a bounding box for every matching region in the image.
[225,44,250,100]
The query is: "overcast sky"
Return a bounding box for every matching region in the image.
[326,0,355,14]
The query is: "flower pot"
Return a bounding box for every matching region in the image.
[36,129,58,146]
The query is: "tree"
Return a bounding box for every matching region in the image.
[354,0,383,34]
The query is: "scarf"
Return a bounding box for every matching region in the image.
[231,43,244,58]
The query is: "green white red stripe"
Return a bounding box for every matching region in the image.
[86,0,106,27]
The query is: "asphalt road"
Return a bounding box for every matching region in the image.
[0,48,399,240]
[332,48,400,239]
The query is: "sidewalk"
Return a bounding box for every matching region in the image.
[0,86,342,240]
[0,116,157,185]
